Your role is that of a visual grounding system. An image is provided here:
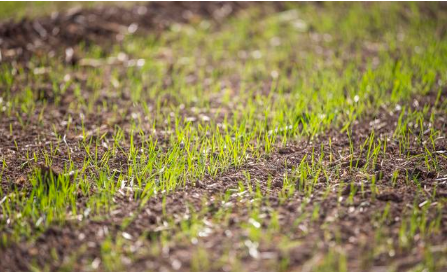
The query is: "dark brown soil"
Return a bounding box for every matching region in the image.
[1,3,447,272]
[0,2,258,63]
[1,89,446,271]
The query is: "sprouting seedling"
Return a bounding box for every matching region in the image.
[347,182,358,205]
[243,171,253,195]
[363,130,375,169]
[391,170,399,187]
[311,204,320,222]
[346,128,355,170]
[295,155,308,192]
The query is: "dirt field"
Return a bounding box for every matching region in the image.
[1,2,446,272]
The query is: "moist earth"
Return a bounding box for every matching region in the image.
[1,3,446,272]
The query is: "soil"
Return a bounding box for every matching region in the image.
[1,3,447,272]
[1,89,446,271]
[0,2,288,64]
[0,2,236,63]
